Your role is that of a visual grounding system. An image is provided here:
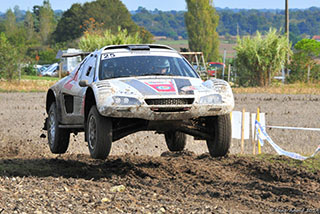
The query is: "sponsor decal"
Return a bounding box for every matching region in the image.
[143,80,176,93]
[156,85,172,90]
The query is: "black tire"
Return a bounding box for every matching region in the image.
[164,131,186,151]
[87,105,112,160]
[47,103,70,154]
[205,114,231,157]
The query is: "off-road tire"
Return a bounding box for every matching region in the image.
[164,131,186,151]
[205,114,231,157]
[47,103,70,154]
[87,105,112,160]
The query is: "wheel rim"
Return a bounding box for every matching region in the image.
[48,110,56,144]
[88,115,97,150]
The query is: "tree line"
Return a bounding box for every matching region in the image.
[4,5,320,42]
[132,7,320,41]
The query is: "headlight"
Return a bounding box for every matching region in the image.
[199,94,222,104]
[112,96,141,105]
[203,79,232,94]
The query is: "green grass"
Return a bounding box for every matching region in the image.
[254,154,320,173]
[21,75,59,81]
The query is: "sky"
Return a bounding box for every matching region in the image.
[1,0,320,12]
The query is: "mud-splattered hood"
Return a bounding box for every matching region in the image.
[96,76,226,97]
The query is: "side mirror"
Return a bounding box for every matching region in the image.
[79,79,89,87]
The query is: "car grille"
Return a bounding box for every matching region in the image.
[151,107,190,112]
[145,98,194,105]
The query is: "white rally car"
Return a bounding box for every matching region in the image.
[44,45,234,159]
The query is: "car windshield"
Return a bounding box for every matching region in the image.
[99,56,198,80]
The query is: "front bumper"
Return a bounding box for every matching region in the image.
[98,103,233,120]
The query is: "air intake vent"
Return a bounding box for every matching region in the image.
[151,107,189,112]
[145,98,194,105]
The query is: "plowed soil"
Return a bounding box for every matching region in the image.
[0,92,320,213]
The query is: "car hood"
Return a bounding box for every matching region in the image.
[98,76,212,97]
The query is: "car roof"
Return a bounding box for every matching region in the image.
[99,44,177,54]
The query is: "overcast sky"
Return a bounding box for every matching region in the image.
[1,0,320,12]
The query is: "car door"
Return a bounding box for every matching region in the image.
[73,54,97,119]
[59,56,91,125]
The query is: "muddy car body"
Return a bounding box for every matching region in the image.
[44,44,234,159]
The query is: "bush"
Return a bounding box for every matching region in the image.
[234,29,291,87]
[78,27,143,52]
[0,33,21,80]
[288,39,320,83]
[38,48,60,65]
[23,63,38,76]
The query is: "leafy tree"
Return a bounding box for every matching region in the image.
[4,9,17,36]
[24,11,35,41]
[234,28,292,86]
[289,39,320,82]
[0,22,4,33]
[53,0,152,44]
[3,9,28,49]
[38,47,60,65]
[52,3,84,42]
[185,0,219,61]
[13,5,24,22]
[294,39,320,58]
[0,33,20,80]
[78,27,142,52]
[38,0,56,44]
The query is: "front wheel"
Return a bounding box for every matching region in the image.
[164,131,186,152]
[87,105,112,160]
[47,103,70,154]
[205,114,231,157]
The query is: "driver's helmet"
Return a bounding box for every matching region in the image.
[102,61,117,78]
[154,58,170,74]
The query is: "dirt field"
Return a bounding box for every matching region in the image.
[0,92,319,213]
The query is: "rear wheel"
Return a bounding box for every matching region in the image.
[164,131,186,152]
[87,105,112,160]
[47,103,70,154]
[205,114,231,157]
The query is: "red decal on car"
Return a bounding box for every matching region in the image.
[63,72,79,90]
[143,80,176,92]
[64,79,73,90]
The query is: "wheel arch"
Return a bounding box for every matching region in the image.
[46,89,56,114]
[84,87,97,123]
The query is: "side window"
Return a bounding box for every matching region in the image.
[80,56,96,81]
[75,57,89,79]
